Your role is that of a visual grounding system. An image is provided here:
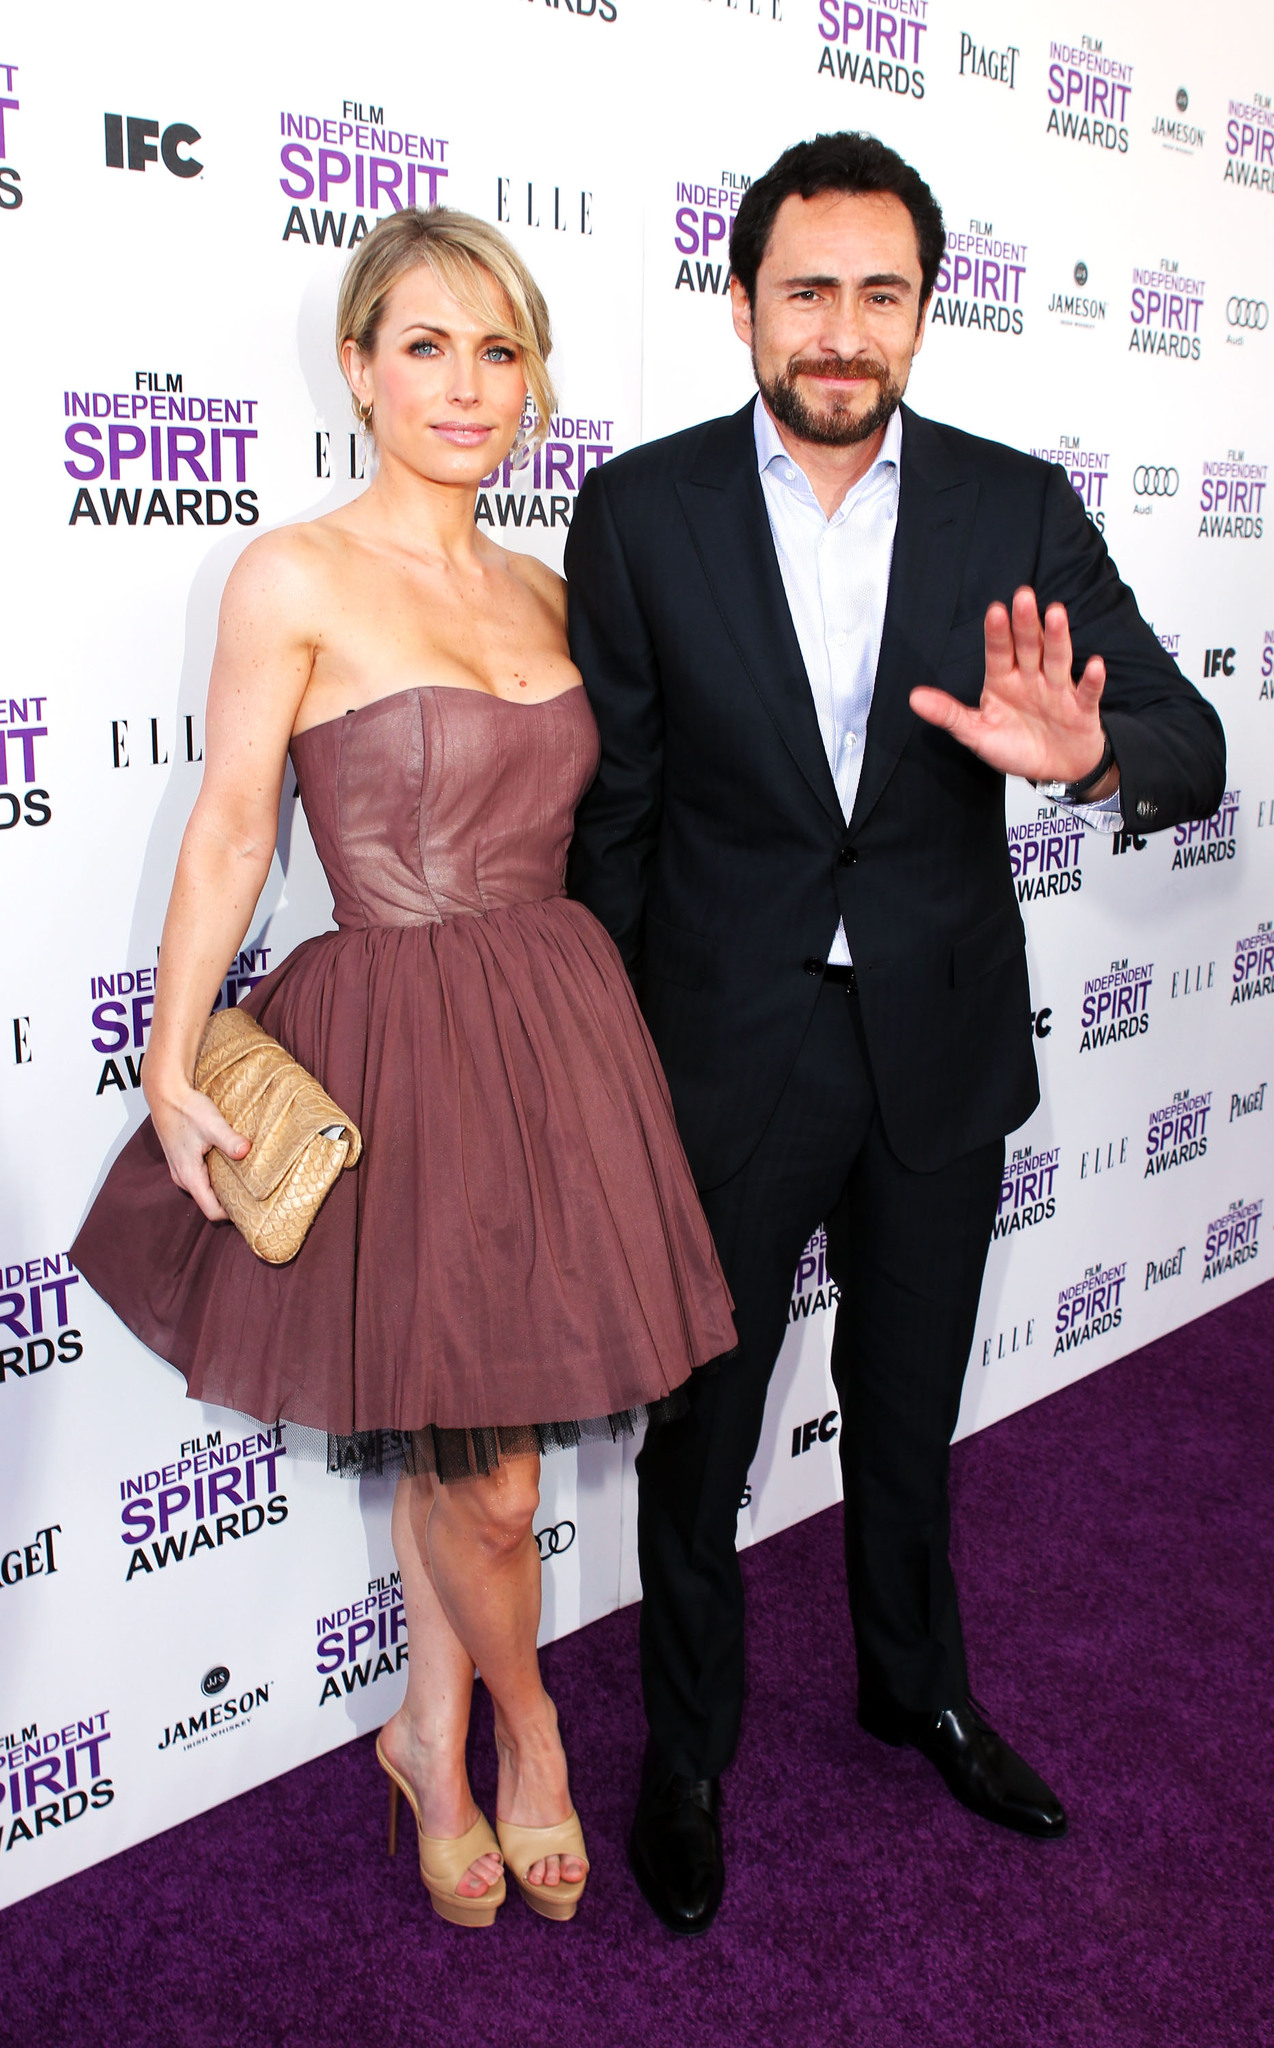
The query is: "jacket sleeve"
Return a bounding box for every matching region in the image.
[1034,463,1226,831]
[564,464,664,977]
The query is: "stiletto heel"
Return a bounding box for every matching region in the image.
[495,1811,590,1921]
[376,1735,506,1928]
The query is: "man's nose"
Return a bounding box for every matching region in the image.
[818,294,867,360]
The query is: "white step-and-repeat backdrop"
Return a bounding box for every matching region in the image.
[1,0,1271,1906]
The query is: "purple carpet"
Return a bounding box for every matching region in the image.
[4,1285,1272,2048]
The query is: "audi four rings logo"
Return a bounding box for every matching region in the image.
[1133,466,1179,497]
[1226,297,1269,330]
[535,1521,576,1559]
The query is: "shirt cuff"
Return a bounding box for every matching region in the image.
[1050,788,1124,833]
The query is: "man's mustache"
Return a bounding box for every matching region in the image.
[785,354,889,386]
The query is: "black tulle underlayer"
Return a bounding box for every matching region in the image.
[323,1389,690,1484]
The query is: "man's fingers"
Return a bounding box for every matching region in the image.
[1040,602,1076,690]
[1011,586,1045,675]
[983,601,1016,684]
[1075,653,1106,712]
[910,686,978,742]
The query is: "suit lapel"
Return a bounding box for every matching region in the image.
[676,405,843,826]
[849,407,980,833]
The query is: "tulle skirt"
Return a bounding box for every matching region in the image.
[72,895,736,1479]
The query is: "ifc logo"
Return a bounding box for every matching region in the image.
[1074,262,1088,287]
[201,1665,230,1698]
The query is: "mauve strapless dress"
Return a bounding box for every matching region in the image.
[72,685,735,1479]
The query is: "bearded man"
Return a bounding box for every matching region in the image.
[565,131,1224,1935]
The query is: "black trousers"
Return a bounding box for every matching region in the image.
[636,979,1005,1781]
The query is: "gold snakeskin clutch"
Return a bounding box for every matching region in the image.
[193,1007,362,1265]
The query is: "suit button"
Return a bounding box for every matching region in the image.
[803,957,824,977]
[837,847,858,867]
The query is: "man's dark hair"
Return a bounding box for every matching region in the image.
[730,132,946,309]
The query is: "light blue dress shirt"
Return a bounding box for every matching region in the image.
[753,395,1122,968]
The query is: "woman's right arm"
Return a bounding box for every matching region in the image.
[142,532,320,1220]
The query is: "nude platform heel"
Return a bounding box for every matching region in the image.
[495,1810,590,1921]
[376,1735,506,1928]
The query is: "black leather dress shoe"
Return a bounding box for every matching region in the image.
[862,1696,1067,1839]
[628,1754,724,1935]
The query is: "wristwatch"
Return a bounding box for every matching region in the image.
[1032,726,1116,804]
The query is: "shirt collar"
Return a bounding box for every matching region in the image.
[753,392,902,517]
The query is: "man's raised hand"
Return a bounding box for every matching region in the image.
[909,586,1113,791]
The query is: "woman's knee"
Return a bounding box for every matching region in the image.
[463,1460,540,1557]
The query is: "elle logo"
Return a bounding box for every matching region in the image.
[104,115,202,178]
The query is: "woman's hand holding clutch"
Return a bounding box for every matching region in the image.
[144,1063,250,1223]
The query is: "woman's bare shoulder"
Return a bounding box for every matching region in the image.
[219,520,345,631]
[504,547,567,621]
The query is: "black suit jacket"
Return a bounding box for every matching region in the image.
[564,401,1225,1188]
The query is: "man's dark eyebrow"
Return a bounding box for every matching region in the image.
[777,272,915,292]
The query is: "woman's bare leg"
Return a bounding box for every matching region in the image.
[376,1472,502,1899]
[425,1455,585,1889]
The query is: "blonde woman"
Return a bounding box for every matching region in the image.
[73,210,734,1928]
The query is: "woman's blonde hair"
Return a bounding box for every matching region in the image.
[336,207,555,449]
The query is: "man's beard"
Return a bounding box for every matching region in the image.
[756,351,904,447]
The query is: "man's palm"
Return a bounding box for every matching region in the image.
[910,586,1107,785]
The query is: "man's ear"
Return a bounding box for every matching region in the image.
[729,275,755,350]
[912,295,930,359]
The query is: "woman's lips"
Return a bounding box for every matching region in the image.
[431,423,495,443]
